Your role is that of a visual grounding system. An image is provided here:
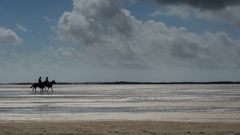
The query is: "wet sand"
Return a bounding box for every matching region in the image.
[1,85,240,134]
[0,121,240,135]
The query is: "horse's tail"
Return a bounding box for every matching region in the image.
[30,84,34,88]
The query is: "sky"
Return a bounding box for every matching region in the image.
[0,0,240,82]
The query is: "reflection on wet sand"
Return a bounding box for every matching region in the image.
[0,84,240,122]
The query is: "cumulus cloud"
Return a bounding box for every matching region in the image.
[151,5,240,26]
[56,0,240,69]
[154,0,240,10]
[195,6,240,26]
[151,0,240,26]
[0,27,22,44]
[57,0,132,45]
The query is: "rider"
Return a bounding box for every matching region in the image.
[45,77,49,84]
[38,77,42,84]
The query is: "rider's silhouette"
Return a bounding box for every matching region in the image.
[45,77,49,84]
[38,77,42,84]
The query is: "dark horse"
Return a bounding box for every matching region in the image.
[30,80,56,93]
[45,80,56,92]
[30,83,45,93]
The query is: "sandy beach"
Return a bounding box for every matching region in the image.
[1,84,240,134]
[0,120,239,135]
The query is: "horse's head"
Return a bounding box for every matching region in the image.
[52,80,56,84]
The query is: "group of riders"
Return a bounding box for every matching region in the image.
[31,77,56,93]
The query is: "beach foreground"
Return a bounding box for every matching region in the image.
[0,121,240,135]
[1,84,240,134]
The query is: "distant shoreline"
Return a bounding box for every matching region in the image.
[1,81,240,85]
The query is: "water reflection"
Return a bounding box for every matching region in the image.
[0,84,240,121]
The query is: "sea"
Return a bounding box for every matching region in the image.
[0,84,240,122]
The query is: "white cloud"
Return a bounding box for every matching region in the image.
[0,27,22,44]
[57,0,131,45]
[16,24,27,32]
[151,6,190,19]
[43,16,54,22]
[55,0,240,70]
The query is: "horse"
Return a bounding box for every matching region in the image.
[45,80,56,92]
[30,80,56,93]
[30,83,45,93]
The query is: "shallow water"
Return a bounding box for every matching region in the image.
[0,84,240,122]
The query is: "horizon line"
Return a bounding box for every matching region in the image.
[1,81,240,85]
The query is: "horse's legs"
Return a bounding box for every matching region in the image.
[32,86,35,91]
[51,87,53,92]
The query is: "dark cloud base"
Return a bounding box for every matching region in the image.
[154,0,240,10]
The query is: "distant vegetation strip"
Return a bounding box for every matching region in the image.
[1,81,240,85]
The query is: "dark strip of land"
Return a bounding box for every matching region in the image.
[1,81,240,85]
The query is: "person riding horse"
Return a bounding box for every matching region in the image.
[31,77,56,93]
[31,82,45,93]
[45,77,49,84]
[44,77,56,92]
[38,77,42,84]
